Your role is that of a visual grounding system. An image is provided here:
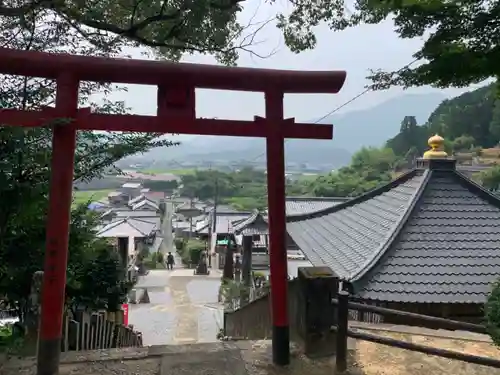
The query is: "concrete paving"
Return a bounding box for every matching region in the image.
[130,266,224,346]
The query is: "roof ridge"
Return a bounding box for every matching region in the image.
[126,218,149,236]
[232,210,267,233]
[287,169,419,223]
[286,196,350,202]
[453,169,500,209]
[350,169,432,282]
[96,218,127,235]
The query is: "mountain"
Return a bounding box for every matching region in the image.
[316,92,447,151]
[127,92,447,169]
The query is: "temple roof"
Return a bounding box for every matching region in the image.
[285,196,349,216]
[287,156,500,304]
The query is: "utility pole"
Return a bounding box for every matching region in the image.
[212,176,218,233]
[208,175,218,268]
[188,195,194,240]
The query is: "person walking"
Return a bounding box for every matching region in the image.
[166,252,175,270]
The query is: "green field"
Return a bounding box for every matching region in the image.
[73,189,113,205]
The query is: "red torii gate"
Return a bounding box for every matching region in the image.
[0,48,345,375]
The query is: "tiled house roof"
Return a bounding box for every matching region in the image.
[231,210,269,235]
[285,196,349,216]
[97,217,159,238]
[286,158,500,304]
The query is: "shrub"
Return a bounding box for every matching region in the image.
[174,238,185,252]
[185,239,206,265]
[485,279,500,346]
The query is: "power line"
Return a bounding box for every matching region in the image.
[246,88,371,162]
[246,58,419,163]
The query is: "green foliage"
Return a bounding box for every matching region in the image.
[485,278,500,346]
[386,116,428,159]
[177,239,206,265]
[218,279,250,311]
[185,239,206,265]
[66,231,133,312]
[142,251,165,270]
[475,166,500,192]
[0,127,171,315]
[142,180,179,192]
[426,85,498,147]
[174,238,185,251]
[0,1,251,65]
[277,1,500,90]
[179,167,268,210]
[0,5,182,318]
[452,135,476,152]
[307,147,398,197]
[384,85,500,162]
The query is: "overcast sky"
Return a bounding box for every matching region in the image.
[94,1,479,140]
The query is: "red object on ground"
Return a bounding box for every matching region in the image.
[122,304,129,326]
[0,47,346,374]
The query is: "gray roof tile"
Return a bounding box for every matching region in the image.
[231,211,269,235]
[356,170,500,303]
[285,197,348,216]
[287,164,500,304]
[287,171,426,279]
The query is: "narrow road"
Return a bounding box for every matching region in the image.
[129,266,223,346]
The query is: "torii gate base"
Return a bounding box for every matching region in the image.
[0,48,345,375]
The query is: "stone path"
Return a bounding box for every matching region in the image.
[129,266,223,346]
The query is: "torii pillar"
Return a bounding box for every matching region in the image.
[0,47,346,374]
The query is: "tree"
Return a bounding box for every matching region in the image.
[277,1,500,90]
[179,168,268,210]
[475,166,500,192]
[386,116,429,159]
[0,4,178,316]
[308,147,397,197]
[452,135,476,152]
[0,0,263,65]
[0,126,172,316]
[485,279,500,346]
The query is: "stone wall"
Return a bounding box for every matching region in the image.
[223,279,300,340]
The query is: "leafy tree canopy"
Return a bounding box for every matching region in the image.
[0,0,176,316]
[306,147,398,197]
[386,84,500,162]
[179,167,268,210]
[0,0,255,65]
[485,278,500,346]
[277,0,500,89]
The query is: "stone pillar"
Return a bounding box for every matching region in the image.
[25,271,44,354]
[296,266,338,358]
[117,237,129,270]
[241,235,253,287]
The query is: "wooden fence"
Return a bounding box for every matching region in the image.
[333,290,500,372]
[60,309,142,352]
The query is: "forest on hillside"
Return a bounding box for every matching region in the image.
[296,84,500,197]
[179,84,500,204]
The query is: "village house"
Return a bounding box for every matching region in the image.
[96,189,169,270]
[286,135,500,322]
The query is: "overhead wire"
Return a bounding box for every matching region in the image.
[244,55,419,163]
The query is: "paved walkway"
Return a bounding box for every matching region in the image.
[129,266,223,346]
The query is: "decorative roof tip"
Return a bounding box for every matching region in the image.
[423,134,448,159]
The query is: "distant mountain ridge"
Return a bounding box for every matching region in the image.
[130,92,448,169]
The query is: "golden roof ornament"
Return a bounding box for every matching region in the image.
[423,134,448,159]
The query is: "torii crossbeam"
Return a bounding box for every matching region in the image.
[0,47,346,375]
